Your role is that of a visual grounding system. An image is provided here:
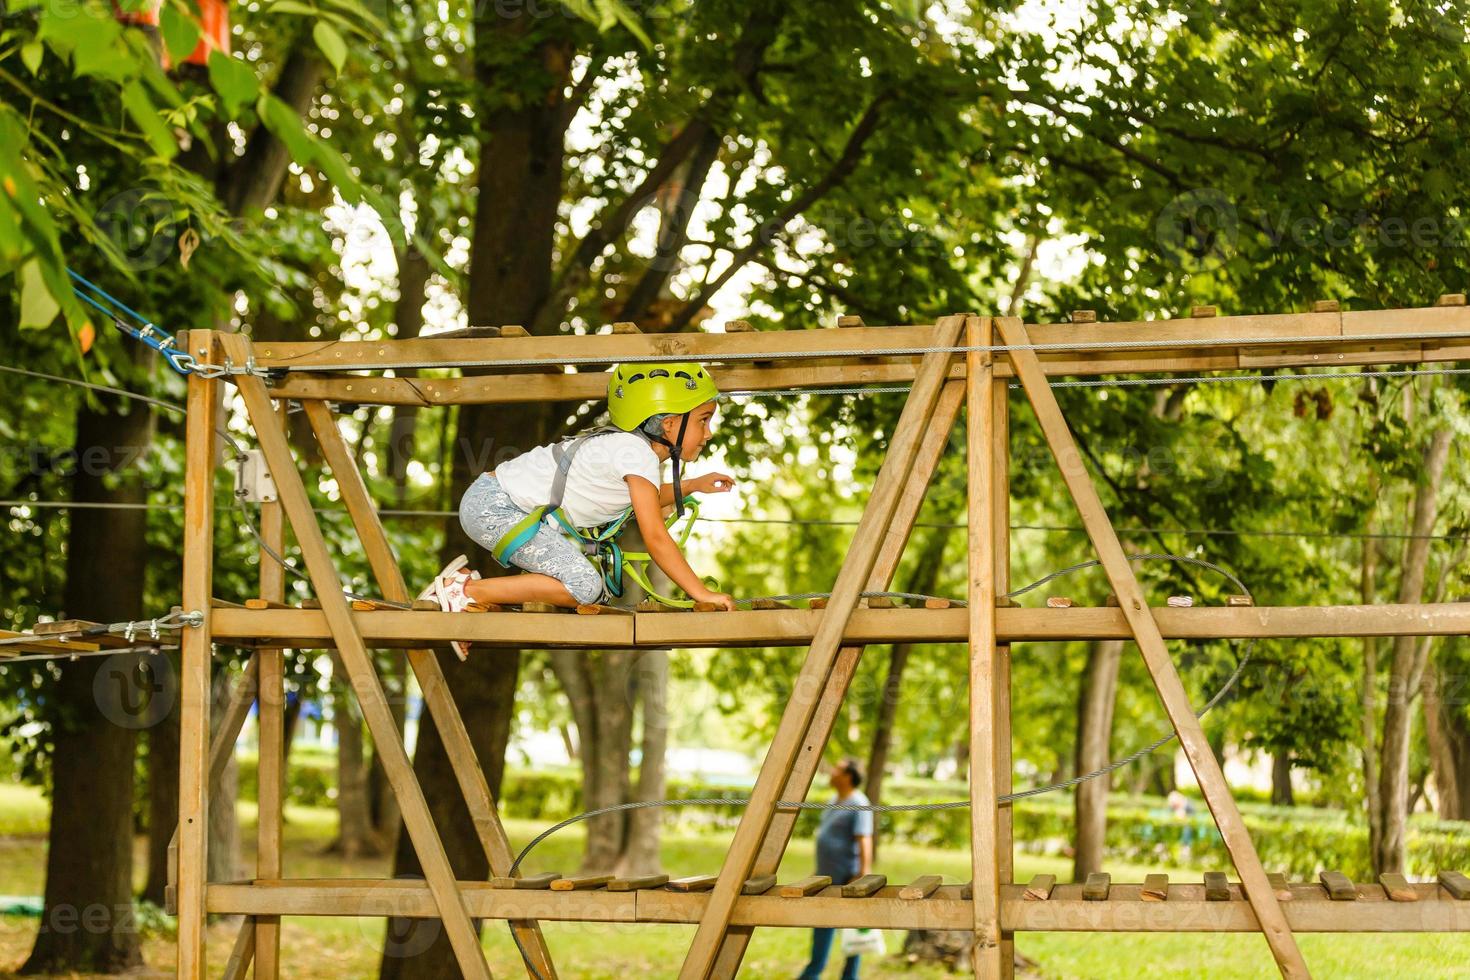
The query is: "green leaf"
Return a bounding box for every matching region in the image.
[255,92,318,166]
[120,81,178,160]
[160,2,203,64]
[268,0,320,15]
[312,21,347,76]
[43,5,134,80]
[0,195,22,268]
[207,50,260,119]
[18,259,60,330]
[20,40,43,76]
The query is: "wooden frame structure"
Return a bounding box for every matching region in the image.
[168,302,1470,979]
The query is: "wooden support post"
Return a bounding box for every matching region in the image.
[967,315,1003,977]
[302,399,558,978]
[995,315,1310,980]
[177,331,218,980]
[708,375,968,976]
[679,316,967,979]
[255,399,287,980]
[220,917,256,980]
[991,347,1015,979]
[219,335,493,980]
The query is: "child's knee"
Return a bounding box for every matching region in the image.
[566,570,606,606]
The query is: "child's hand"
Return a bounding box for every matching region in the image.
[693,588,737,611]
[689,472,736,495]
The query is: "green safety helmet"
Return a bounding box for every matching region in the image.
[606,362,719,431]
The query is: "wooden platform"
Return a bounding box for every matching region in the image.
[204,600,1470,650]
[206,875,1470,932]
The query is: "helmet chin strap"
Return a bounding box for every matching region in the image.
[646,412,692,517]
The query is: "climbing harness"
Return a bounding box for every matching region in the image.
[491,425,709,607]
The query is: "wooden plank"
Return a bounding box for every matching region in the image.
[1023,875,1056,901]
[1083,873,1111,902]
[550,873,613,892]
[1439,870,1470,899]
[680,319,968,980]
[1268,873,1294,901]
[206,877,1470,931]
[841,874,887,898]
[255,400,285,980]
[177,331,218,980]
[967,315,1003,979]
[1379,873,1417,902]
[900,875,943,900]
[742,875,777,896]
[577,603,633,615]
[608,874,670,892]
[1320,871,1357,901]
[1141,874,1169,902]
[219,917,255,980]
[780,875,832,898]
[302,398,557,978]
[491,873,561,890]
[992,364,1015,980]
[996,315,1309,980]
[1204,872,1232,901]
[668,875,718,893]
[222,337,492,980]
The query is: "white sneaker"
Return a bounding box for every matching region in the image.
[420,556,475,659]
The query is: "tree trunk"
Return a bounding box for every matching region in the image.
[142,653,180,906]
[1072,639,1124,881]
[1375,427,1452,874]
[1422,661,1459,819]
[207,664,241,888]
[620,651,669,875]
[370,656,407,849]
[387,243,430,506]
[328,653,383,857]
[1361,524,1383,863]
[1270,753,1295,807]
[584,651,636,870]
[22,390,152,974]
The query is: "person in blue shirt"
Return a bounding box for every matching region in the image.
[798,758,874,980]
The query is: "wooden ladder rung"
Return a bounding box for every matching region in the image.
[742,874,777,895]
[780,875,831,898]
[1141,874,1169,902]
[576,604,633,615]
[608,873,670,892]
[899,874,942,900]
[841,874,886,898]
[521,601,570,614]
[1082,872,1110,901]
[550,873,613,891]
[1203,872,1231,901]
[1439,870,1470,900]
[1267,872,1293,901]
[667,875,717,893]
[244,598,291,610]
[1379,872,1418,902]
[489,872,559,890]
[1023,874,1056,901]
[1319,870,1357,901]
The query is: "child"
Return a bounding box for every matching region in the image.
[422,362,736,656]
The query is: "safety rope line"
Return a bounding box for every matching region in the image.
[0,609,201,648]
[264,325,1470,373]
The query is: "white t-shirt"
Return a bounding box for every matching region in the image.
[495,432,663,529]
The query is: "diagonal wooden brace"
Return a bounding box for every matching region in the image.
[303,398,558,979]
[218,332,493,980]
[708,377,966,975]
[678,315,968,979]
[994,315,1310,979]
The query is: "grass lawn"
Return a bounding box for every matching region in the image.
[0,783,1467,977]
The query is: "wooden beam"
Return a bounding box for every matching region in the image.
[218,334,492,980]
[967,315,1002,977]
[255,400,287,980]
[995,315,1309,980]
[707,378,967,975]
[205,878,1470,931]
[900,875,944,900]
[991,366,1015,979]
[219,917,255,980]
[678,316,967,979]
[177,331,218,980]
[302,398,557,978]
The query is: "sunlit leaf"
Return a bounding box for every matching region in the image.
[120,81,179,160]
[313,21,347,76]
[160,1,203,64]
[18,259,60,330]
[207,50,260,119]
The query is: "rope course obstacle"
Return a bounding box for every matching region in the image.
[11,300,1469,978]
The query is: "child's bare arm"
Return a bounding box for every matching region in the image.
[657,471,736,509]
[626,475,734,609]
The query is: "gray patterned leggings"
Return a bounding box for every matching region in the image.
[458,473,607,606]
